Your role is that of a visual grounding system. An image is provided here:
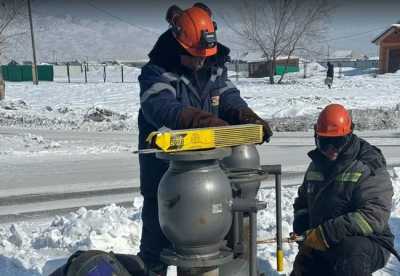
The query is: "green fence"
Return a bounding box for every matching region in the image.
[275,65,299,76]
[1,65,54,81]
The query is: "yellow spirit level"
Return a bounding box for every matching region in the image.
[142,124,263,153]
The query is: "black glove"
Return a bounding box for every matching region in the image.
[291,244,314,276]
[179,106,229,129]
[223,107,273,143]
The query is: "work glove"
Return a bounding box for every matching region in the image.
[179,106,229,129]
[223,107,273,143]
[303,227,328,251]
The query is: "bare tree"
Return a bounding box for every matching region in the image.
[0,0,26,61]
[223,0,335,84]
[0,0,26,99]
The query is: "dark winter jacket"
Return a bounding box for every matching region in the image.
[327,62,334,78]
[293,135,395,255]
[138,30,247,196]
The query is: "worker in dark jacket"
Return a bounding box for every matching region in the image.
[325,62,334,89]
[137,3,273,275]
[291,103,397,276]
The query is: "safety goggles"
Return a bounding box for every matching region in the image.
[199,30,217,49]
[316,135,350,152]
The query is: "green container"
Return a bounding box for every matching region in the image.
[1,64,54,81]
[37,65,54,81]
[275,65,299,76]
[1,66,8,80]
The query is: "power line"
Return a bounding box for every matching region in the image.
[84,0,159,36]
[227,25,388,52]
[315,26,387,44]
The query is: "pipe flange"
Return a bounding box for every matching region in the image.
[160,248,233,268]
[224,168,269,184]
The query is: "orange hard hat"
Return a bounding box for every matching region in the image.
[315,104,353,137]
[171,6,217,57]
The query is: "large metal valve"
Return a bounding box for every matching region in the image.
[157,145,270,276]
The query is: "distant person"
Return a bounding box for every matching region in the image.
[290,103,399,276]
[325,62,334,89]
[137,2,273,275]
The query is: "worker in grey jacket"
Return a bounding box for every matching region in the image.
[291,103,398,276]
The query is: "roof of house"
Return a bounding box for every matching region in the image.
[372,24,400,44]
[330,50,367,60]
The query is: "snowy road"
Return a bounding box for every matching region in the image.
[1,127,400,222]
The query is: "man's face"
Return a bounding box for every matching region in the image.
[316,135,349,161]
[180,55,206,71]
[319,145,340,161]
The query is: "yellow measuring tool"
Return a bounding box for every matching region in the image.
[134,124,263,154]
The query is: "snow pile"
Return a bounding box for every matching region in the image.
[0,201,143,275]
[0,98,134,132]
[0,133,60,155]
[0,131,134,156]
[32,204,141,253]
[0,170,399,275]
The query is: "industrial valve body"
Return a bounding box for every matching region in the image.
[157,148,233,257]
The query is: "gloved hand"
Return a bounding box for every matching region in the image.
[223,107,273,143]
[179,106,229,129]
[303,227,328,251]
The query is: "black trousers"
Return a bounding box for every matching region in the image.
[291,236,390,276]
[138,196,171,273]
[138,153,171,273]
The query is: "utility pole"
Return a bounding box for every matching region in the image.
[327,45,330,62]
[27,0,38,85]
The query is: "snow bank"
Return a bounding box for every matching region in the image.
[0,200,143,275]
[0,170,399,275]
[0,97,135,132]
[0,133,60,156]
[3,67,400,135]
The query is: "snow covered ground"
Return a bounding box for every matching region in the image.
[2,64,400,138]
[0,65,400,275]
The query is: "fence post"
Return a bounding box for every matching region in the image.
[235,60,239,81]
[84,62,88,83]
[0,65,5,100]
[67,63,70,83]
[303,62,307,78]
[121,65,124,83]
[103,64,106,83]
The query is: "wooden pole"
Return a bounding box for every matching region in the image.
[121,65,124,83]
[27,0,39,85]
[84,62,88,83]
[67,63,70,83]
